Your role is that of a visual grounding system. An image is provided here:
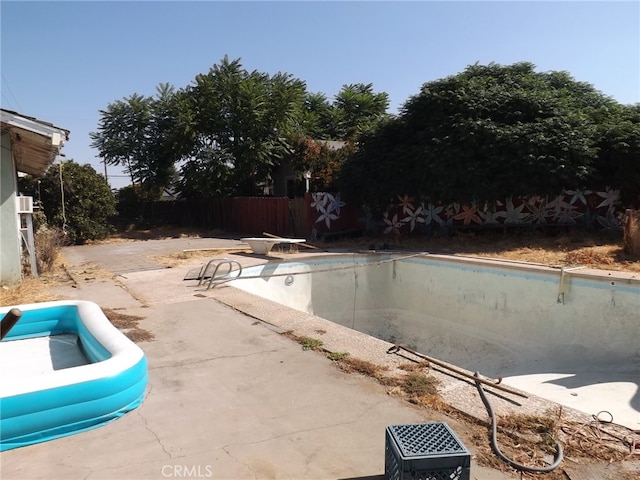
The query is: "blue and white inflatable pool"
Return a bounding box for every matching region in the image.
[0,300,148,451]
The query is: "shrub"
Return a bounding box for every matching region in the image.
[19,161,116,244]
[34,223,68,273]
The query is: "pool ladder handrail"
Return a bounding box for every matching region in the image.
[197,258,243,290]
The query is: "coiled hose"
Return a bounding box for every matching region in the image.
[474,372,564,473]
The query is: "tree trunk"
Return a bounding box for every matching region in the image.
[623,209,640,258]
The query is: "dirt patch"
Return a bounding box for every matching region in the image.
[154,248,249,267]
[400,371,440,396]
[99,226,640,273]
[282,331,325,351]
[0,285,154,344]
[67,262,115,282]
[102,308,154,343]
[0,276,67,306]
[334,356,389,379]
[331,231,640,273]
[102,226,232,243]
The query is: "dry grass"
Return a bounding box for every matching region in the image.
[333,231,640,273]
[154,248,249,267]
[34,226,68,274]
[401,371,440,396]
[102,225,640,274]
[398,360,431,372]
[102,308,154,343]
[499,412,560,455]
[100,226,232,243]
[334,356,389,378]
[71,262,115,281]
[0,284,154,343]
[461,406,639,479]
[307,341,638,478]
[0,277,65,306]
[281,331,325,351]
[559,415,640,463]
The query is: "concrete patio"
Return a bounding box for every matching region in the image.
[2,237,637,479]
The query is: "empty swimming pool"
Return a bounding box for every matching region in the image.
[230,253,640,428]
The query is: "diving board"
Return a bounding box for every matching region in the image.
[241,237,306,255]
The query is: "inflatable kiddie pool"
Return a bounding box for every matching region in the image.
[0,300,148,451]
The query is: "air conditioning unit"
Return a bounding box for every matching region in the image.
[16,196,33,214]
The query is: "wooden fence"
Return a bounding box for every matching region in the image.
[142,188,626,240]
[144,197,294,237]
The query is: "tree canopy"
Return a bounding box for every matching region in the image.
[591,103,640,206]
[19,161,116,244]
[176,56,307,197]
[91,57,391,199]
[90,84,184,200]
[339,62,637,211]
[91,59,638,208]
[332,83,390,140]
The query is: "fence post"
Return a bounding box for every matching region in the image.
[623,209,640,258]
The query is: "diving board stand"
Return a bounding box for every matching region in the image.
[241,237,306,255]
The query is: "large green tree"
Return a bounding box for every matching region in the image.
[297,92,335,140]
[591,103,640,207]
[284,84,389,191]
[296,84,390,140]
[19,161,116,244]
[90,84,184,199]
[91,56,393,200]
[339,62,621,211]
[90,93,152,185]
[177,56,306,198]
[332,83,390,140]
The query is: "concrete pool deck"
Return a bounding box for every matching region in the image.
[1,237,638,479]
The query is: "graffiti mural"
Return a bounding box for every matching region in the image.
[309,189,624,238]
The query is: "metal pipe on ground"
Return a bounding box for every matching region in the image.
[387,344,528,399]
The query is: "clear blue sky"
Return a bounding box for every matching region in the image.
[2,1,639,190]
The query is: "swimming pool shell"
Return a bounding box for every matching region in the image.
[0,300,148,452]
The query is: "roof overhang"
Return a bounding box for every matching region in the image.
[1,109,70,177]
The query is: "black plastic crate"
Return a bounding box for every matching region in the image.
[385,423,471,480]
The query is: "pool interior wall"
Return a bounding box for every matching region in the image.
[230,253,640,427]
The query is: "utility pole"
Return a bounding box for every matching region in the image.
[103,159,109,185]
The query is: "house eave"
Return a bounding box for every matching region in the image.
[1,109,70,177]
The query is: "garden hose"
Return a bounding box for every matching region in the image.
[474,372,564,473]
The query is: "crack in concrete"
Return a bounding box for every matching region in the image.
[138,411,172,459]
[148,348,285,370]
[222,397,390,451]
[110,275,150,307]
[222,445,259,480]
[39,461,92,480]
